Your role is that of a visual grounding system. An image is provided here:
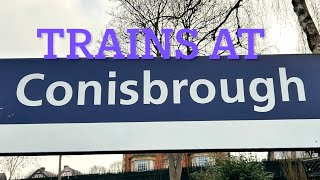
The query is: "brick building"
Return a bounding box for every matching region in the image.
[123,152,225,172]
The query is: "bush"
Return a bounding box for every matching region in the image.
[191,154,273,180]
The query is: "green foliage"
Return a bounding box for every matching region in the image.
[191,154,273,180]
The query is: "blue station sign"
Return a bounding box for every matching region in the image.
[0,55,318,124]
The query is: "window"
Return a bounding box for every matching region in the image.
[194,156,208,167]
[136,160,148,172]
[61,171,72,177]
[133,160,154,172]
[32,173,45,178]
[164,160,169,169]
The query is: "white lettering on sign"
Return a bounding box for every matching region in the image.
[16,73,44,106]
[16,67,306,112]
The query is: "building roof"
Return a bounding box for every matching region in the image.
[28,167,56,179]
[61,165,82,176]
[0,173,7,180]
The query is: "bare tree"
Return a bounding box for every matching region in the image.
[291,0,320,53]
[0,156,38,180]
[109,161,122,173]
[105,0,247,179]
[105,0,249,57]
[252,0,320,159]
[251,0,320,54]
[290,0,320,155]
[89,165,107,174]
[106,0,173,56]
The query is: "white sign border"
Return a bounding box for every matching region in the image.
[0,119,319,154]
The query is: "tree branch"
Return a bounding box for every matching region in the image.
[196,0,243,46]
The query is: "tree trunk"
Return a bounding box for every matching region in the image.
[168,153,183,180]
[292,0,320,160]
[267,151,273,161]
[292,0,320,53]
[58,155,62,180]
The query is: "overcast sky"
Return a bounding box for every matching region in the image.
[0,0,116,58]
[0,0,123,177]
[0,0,301,59]
[0,0,305,178]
